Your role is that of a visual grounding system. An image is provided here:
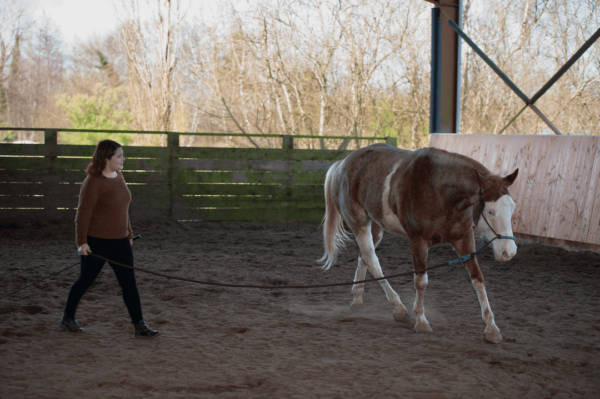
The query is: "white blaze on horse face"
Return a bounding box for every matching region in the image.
[478,195,517,262]
[380,160,408,236]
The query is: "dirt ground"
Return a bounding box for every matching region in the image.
[1,219,599,399]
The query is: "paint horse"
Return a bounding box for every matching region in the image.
[320,143,518,343]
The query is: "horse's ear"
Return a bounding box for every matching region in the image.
[475,170,493,191]
[504,168,519,186]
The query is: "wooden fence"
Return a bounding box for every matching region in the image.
[0,129,394,224]
[430,134,600,253]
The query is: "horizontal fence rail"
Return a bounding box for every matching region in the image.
[0,128,396,224]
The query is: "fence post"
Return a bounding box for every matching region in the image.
[282,135,294,150]
[44,129,58,172]
[281,135,295,221]
[385,136,398,147]
[168,132,179,220]
[44,129,57,145]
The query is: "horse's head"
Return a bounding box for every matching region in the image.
[475,169,519,262]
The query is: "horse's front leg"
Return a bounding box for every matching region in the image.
[411,238,433,332]
[453,233,502,344]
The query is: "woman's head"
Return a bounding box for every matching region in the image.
[86,140,124,176]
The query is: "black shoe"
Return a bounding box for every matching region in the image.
[133,319,161,339]
[60,315,85,333]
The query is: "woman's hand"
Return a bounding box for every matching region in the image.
[78,244,92,256]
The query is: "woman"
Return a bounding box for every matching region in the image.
[60,139,160,339]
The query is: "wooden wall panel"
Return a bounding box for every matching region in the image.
[530,137,560,236]
[430,134,600,252]
[565,138,591,241]
[583,139,600,245]
[547,137,579,239]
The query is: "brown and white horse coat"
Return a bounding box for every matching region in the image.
[321,143,518,343]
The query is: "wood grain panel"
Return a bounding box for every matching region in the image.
[572,138,599,242]
[465,134,486,163]
[583,140,600,244]
[516,137,554,235]
[560,137,594,241]
[547,137,579,239]
[531,137,564,236]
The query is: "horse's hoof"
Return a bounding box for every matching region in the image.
[484,331,503,344]
[414,322,433,333]
[393,312,409,323]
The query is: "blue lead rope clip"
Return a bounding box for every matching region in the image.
[448,254,473,265]
[447,238,487,265]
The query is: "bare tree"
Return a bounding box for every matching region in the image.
[180,23,262,147]
[336,0,414,148]
[0,0,29,125]
[272,0,346,148]
[1,14,65,141]
[116,0,180,135]
[460,0,600,136]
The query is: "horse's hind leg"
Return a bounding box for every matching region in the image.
[350,223,383,311]
[411,238,433,333]
[354,222,408,321]
[350,255,368,311]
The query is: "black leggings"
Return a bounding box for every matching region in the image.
[64,236,143,323]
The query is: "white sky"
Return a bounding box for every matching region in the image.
[29,0,120,45]
[28,0,217,47]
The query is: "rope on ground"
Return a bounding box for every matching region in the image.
[1,237,495,300]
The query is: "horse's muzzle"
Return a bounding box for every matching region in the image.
[495,248,516,262]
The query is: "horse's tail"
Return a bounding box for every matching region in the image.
[319,160,350,271]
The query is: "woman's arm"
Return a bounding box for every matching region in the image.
[75,176,100,249]
[128,215,134,245]
[122,171,134,245]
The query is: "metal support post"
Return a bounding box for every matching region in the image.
[430,7,442,134]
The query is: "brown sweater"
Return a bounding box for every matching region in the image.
[75,171,133,246]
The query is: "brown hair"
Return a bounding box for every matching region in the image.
[86,140,122,177]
